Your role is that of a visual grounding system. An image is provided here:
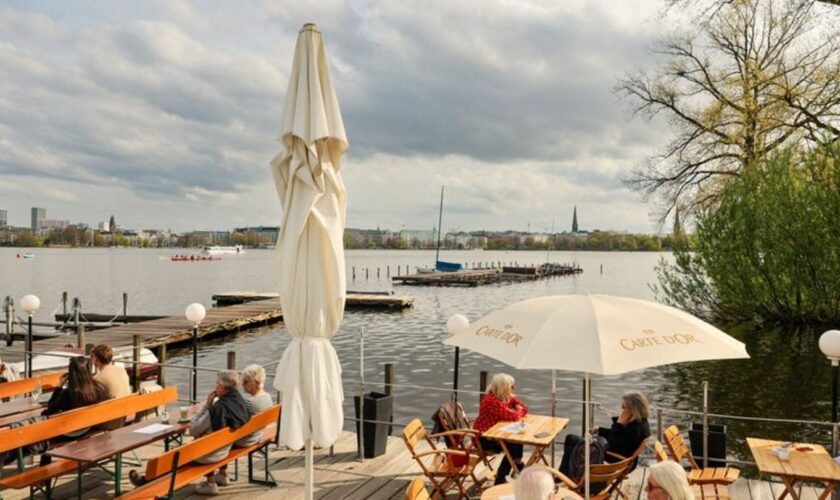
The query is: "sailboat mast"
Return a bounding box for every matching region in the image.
[435,186,444,265]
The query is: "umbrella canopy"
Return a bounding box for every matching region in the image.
[271,23,348,451]
[444,294,748,374]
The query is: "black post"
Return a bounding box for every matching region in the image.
[453,346,460,403]
[833,362,838,423]
[26,316,33,378]
[191,325,198,403]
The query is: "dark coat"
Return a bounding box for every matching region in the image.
[598,417,650,462]
[209,389,249,431]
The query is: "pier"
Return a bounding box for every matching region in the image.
[392,264,582,287]
[1,291,412,364]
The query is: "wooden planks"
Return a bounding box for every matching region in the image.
[212,291,413,309]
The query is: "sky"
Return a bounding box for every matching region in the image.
[0,0,676,234]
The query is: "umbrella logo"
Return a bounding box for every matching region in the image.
[619,331,703,351]
[475,324,524,347]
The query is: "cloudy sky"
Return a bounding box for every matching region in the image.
[0,0,675,234]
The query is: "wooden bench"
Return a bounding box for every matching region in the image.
[118,405,281,500]
[0,386,178,498]
[0,372,63,400]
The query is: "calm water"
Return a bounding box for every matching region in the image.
[0,248,833,463]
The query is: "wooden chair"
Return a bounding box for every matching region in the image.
[0,387,178,497]
[693,483,732,499]
[550,456,636,500]
[606,437,649,499]
[402,418,486,499]
[0,371,63,400]
[118,405,281,499]
[405,477,431,500]
[663,425,740,485]
[434,401,497,473]
[653,440,669,462]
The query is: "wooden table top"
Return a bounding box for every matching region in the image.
[747,437,840,482]
[482,414,570,446]
[0,398,44,418]
[481,482,582,500]
[0,407,44,427]
[48,417,189,463]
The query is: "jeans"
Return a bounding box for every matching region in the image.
[480,437,523,485]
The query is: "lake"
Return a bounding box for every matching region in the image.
[0,247,832,462]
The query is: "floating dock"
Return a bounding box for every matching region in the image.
[392,265,582,287]
[211,291,413,309]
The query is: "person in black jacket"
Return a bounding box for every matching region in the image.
[558,391,651,478]
[40,357,109,465]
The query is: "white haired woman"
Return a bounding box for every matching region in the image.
[646,461,693,500]
[473,373,528,485]
[514,466,556,500]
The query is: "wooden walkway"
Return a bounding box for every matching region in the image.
[393,266,582,287]
[0,431,825,499]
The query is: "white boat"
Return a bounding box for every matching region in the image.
[202,245,244,256]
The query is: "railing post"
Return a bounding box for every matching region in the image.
[73,297,81,333]
[61,292,68,316]
[227,351,236,370]
[657,408,664,443]
[384,363,394,396]
[132,335,141,393]
[358,327,365,460]
[702,381,709,468]
[479,370,488,405]
[76,323,85,349]
[158,344,167,388]
[122,292,128,323]
[4,296,13,346]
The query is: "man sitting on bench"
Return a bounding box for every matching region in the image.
[129,370,249,495]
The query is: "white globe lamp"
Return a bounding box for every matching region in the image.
[446,313,470,334]
[185,302,206,402]
[185,303,206,325]
[819,330,840,423]
[20,294,40,316]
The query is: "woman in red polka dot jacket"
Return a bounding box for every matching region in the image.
[473,373,528,485]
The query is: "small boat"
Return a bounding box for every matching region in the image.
[17,253,35,259]
[416,266,436,274]
[13,346,159,380]
[435,260,462,272]
[170,255,221,262]
[202,245,244,256]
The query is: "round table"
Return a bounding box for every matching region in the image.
[480,483,582,500]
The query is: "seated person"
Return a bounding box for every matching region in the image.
[129,370,248,495]
[646,461,693,500]
[514,465,556,500]
[204,364,274,490]
[473,373,528,485]
[558,391,650,479]
[91,344,131,399]
[41,357,109,464]
[0,355,20,383]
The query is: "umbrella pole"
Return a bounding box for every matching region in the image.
[584,373,591,500]
[453,346,460,403]
[551,369,556,467]
[305,439,314,499]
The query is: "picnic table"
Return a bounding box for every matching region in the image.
[481,482,581,499]
[0,398,44,418]
[747,437,840,500]
[482,414,569,475]
[47,404,202,499]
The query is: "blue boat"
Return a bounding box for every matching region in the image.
[435,260,462,272]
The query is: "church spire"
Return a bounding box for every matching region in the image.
[572,205,579,233]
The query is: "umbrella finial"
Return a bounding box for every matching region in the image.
[301,23,320,33]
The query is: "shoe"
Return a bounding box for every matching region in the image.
[214,473,229,486]
[195,481,219,496]
[129,470,147,487]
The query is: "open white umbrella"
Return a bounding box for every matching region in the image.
[271,23,347,499]
[444,294,749,498]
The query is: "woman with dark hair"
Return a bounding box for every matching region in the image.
[40,357,108,465]
[45,356,109,417]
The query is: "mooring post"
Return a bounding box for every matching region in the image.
[479,370,488,405]
[4,296,13,346]
[365,268,369,280]
[377,267,380,278]
[227,351,236,370]
[61,292,68,316]
[384,363,394,396]
[73,297,81,332]
[158,344,167,388]
[132,335,141,393]
[352,266,356,280]
[122,292,128,323]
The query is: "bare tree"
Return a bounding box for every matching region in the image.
[617,0,840,221]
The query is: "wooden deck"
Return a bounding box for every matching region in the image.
[0,431,825,499]
[392,266,582,287]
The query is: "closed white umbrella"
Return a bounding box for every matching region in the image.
[271,23,347,499]
[444,294,749,498]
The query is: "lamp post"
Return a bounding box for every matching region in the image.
[185,303,206,403]
[20,295,40,378]
[820,330,840,423]
[446,314,469,403]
